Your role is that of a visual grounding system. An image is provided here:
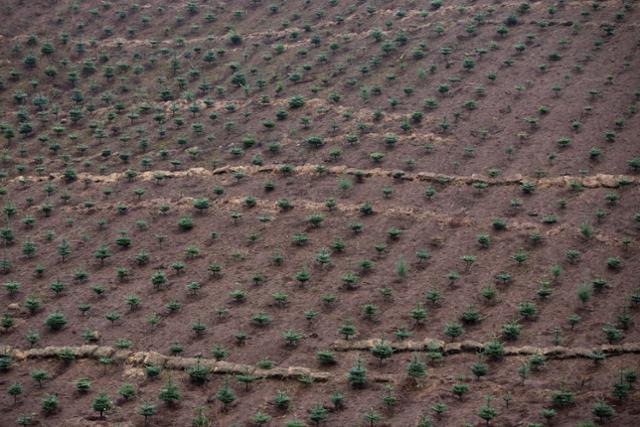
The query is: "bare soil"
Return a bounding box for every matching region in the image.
[0,0,639,426]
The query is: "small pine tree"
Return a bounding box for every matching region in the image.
[396,256,407,280]
[471,362,488,380]
[338,319,357,340]
[192,406,210,427]
[93,245,112,265]
[483,339,504,360]
[8,382,22,403]
[92,393,113,418]
[478,396,498,425]
[444,322,464,341]
[592,401,615,422]
[407,355,427,385]
[158,378,180,406]
[216,377,236,411]
[31,369,50,387]
[137,402,157,425]
[41,394,59,415]
[371,340,394,366]
[348,359,367,388]
[416,415,434,427]
[308,404,329,426]
[363,409,382,426]
[57,239,70,261]
[117,383,136,400]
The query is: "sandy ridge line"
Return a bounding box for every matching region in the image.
[0,345,331,382]
[9,164,638,189]
[1,339,637,384]
[331,339,640,360]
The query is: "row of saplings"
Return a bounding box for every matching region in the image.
[1,342,637,426]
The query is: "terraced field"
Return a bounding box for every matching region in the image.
[0,0,639,426]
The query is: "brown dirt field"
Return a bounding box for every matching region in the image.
[0,1,639,426]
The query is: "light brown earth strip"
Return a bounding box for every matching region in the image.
[9,165,638,189]
[2,340,638,384]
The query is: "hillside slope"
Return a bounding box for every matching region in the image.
[0,1,639,426]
